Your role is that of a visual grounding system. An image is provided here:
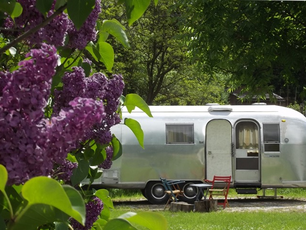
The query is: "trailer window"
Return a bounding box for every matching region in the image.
[236,122,259,149]
[166,124,194,144]
[263,124,280,152]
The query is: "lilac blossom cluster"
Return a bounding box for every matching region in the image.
[53,67,124,147]
[67,0,101,49]
[0,45,107,185]
[99,146,113,169]
[70,197,104,230]
[52,159,78,183]
[4,0,101,49]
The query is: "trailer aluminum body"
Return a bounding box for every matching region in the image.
[89,104,306,204]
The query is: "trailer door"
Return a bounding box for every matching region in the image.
[234,120,260,184]
[206,119,232,180]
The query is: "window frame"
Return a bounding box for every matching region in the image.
[165,123,195,145]
[263,123,280,152]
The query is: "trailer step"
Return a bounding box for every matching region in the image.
[236,188,258,194]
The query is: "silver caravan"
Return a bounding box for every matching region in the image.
[92,104,306,204]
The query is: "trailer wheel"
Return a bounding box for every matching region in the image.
[179,182,202,203]
[141,189,147,198]
[144,181,168,204]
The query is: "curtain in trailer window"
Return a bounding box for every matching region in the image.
[166,124,194,144]
[236,122,259,149]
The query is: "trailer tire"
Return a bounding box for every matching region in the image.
[141,189,147,198]
[179,182,202,203]
[144,181,168,204]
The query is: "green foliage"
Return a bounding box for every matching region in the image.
[105,212,167,230]
[35,0,53,15]
[120,0,151,26]
[67,0,95,29]
[0,165,85,230]
[179,0,306,104]
[124,118,144,148]
[0,0,23,19]
[124,94,153,117]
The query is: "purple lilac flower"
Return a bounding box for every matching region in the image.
[67,0,101,49]
[42,97,105,164]
[53,159,78,183]
[70,197,104,230]
[99,146,113,169]
[0,45,108,185]
[0,44,58,185]
[4,0,69,47]
[53,68,124,146]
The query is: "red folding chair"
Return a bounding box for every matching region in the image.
[204,175,231,209]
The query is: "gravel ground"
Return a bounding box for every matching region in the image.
[113,197,306,212]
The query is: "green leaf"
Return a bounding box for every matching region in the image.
[94,189,113,209]
[0,217,5,230]
[51,69,65,91]
[62,185,85,218]
[125,93,153,117]
[124,0,151,26]
[124,118,144,148]
[93,219,107,230]
[85,42,100,62]
[111,135,122,161]
[67,0,95,30]
[81,62,91,77]
[10,204,71,230]
[98,31,109,43]
[11,177,85,228]
[55,222,70,230]
[0,164,7,192]
[154,0,158,6]
[67,153,77,163]
[88,167,102,183]
[97,41,114,72]
[101,19,130,48]
[91,146,106,166]
[71,159,90,186]
[119,212,167,230]
[35,0,53,15]
[10,2,22,19]
[5,186,23,213]
[0,0,16,15]
[84,147,95,160]
[55,0,67,10]
[104,218,137,230]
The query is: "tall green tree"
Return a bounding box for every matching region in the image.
[179,0,306,104]
[101,0,227,105]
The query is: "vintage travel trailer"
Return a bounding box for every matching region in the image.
[89,104,306,204]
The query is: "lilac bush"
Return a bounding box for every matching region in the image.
[4,0,101,49]
[0,0,157,228]
[0,44,114,185]
[53,68,124,146]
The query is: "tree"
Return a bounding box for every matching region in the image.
[101,0,188,104]
[179,0,306,104]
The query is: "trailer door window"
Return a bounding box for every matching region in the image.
[166,124,194,144]
[236,122,259,150]
[263,124,280,152]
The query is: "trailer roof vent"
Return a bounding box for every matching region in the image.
[206,103,220,106]
[208,106,232,112]
[252,103,267,105]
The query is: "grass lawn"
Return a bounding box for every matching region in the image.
[108,188,306,230]
[110,208,306,230]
